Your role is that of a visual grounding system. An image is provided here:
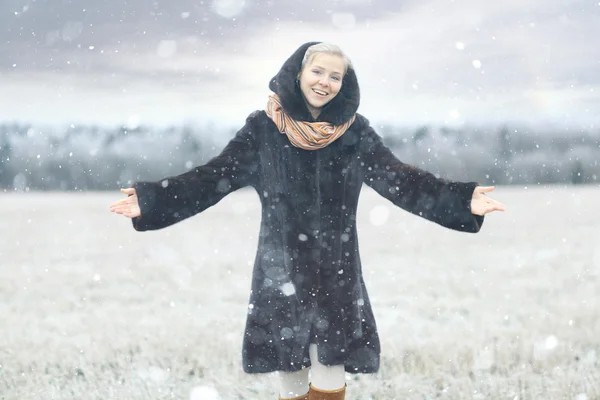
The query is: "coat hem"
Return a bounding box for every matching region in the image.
[242,363,380,375]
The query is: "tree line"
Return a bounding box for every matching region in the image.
[0,122,598,191]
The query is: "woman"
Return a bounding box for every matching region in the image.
[110,42,505,400]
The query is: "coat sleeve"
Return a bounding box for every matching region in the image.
[359,120,484,233]
[130,113,259,231]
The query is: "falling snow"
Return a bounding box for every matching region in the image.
[331,13,356,30]
[190,385,221,400]
[156,40,177,58]
[212,0,246,18]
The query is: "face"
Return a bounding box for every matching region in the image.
[298,53,345,117]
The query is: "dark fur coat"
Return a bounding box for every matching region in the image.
[130,42,484,374]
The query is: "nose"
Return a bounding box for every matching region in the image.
[318,78,329,87]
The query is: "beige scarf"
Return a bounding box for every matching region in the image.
[265,94,356,150]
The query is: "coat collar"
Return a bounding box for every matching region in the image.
[268,41,360,125]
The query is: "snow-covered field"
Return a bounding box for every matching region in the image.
[1,185,599,400]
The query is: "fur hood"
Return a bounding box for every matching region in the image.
[268,41,360,125]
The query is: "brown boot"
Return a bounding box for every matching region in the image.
[279,392,309,400]
[308,383,346,400]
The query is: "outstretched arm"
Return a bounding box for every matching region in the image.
[360,121,496,233]
[120,113,259,231]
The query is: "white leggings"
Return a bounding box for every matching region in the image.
[278,344,345,398]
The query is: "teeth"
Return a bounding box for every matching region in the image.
[313,89,327,96]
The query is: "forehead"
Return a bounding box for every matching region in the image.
[307,53,345,74]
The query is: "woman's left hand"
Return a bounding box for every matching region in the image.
[470,186,506,216]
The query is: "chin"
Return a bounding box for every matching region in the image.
[310,99,331,109]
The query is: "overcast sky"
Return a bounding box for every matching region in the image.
[1,0,599,128]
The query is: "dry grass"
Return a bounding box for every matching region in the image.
[1,185,599,399]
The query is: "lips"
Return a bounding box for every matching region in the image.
[312,88,328,97]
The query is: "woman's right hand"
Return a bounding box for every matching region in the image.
[109,188,141,219]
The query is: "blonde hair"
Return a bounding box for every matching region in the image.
[299,43,353,76]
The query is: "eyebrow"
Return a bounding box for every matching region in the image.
[311,65,343,76]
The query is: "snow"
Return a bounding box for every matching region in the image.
[331,13,356,30]
[137,366,169,383]
[533,335,560,360]
[61,21,83,42]
[157,40,177,58]
[212,0,245,19]
[172,265,193,289]
[369,204,389,226]
[190,385,221,400]
[474,346,494,371]
[12,173,27,191]
[1,186,599,398]
[280,327,294,339]
[126,115,141,130]
[545,335,558,350]
[281,282,296,296]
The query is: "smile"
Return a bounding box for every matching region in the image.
[312,89,328,97]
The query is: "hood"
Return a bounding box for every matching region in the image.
[268,41,360,125]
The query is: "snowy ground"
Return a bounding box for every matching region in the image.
[1,185,599,400]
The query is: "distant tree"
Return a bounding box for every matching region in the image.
[0,135,12,188]
[380,125,406,149]
[571,160,584,184]
[181,125,200,153]
[413,126,429,144]
[498,126,512,161]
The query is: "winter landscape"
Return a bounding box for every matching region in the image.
[1,184,599,399]
[3,0,600,398]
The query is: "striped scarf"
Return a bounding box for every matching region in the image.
[265,94,356,150]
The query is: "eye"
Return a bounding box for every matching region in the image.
[332,76,341,82]
[312,69,321,75]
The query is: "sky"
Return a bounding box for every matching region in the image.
[1,0,599,129]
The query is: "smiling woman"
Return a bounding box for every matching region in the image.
[298,53,344,118]
[109,41,505,400]
[296,43,351,119]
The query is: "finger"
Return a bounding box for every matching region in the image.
[112,205,131,214]
[121,188,136,195]
[109,200,124,208]
[486,204,505,213]
[488,198,506,209]
[110,206,124,214]
[112,196,136,207]
[477,186,495,193]
[109,199,127,209]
